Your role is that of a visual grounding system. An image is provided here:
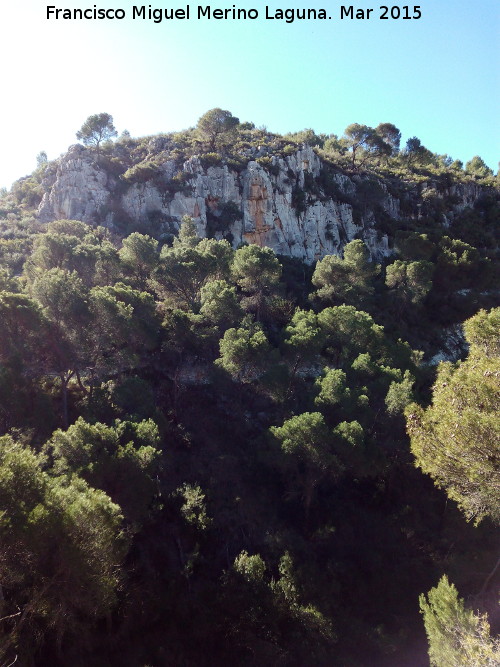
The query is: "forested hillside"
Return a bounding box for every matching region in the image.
[0,111,498,666]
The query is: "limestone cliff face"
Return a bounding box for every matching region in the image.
[39,145,113,223]
[37,144,483,263]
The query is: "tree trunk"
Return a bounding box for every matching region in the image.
[61,375,68,429]
[60,371,74,429]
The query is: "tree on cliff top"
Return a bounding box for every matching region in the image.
[76,113,118,152]
[197,108,239,151]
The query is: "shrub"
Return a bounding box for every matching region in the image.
[199,152,223,169]
[122,161,160,183]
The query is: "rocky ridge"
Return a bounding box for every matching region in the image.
[38,143,485,263]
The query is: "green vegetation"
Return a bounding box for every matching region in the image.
[76,112,118,152]
[197,107,240,151]
[420,576,500,666]
[407,308,500,525]
[0,111,498,665]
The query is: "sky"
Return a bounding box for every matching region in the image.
[0,0,498,188]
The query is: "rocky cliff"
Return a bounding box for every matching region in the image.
[38,143,485,262]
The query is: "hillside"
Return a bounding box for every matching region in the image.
[6,114,499,256]
[33,141,490,265]
[0,112,498,666]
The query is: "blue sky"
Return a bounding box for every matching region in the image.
[1,0,498,188]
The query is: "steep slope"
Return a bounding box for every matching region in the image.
[37,142,487,262]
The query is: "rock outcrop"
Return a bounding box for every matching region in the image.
[39,145,113,224]
[37,144,485,263]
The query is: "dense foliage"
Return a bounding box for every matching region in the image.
[420,576,499,666]
[0,113,498,665]
[408,308,500,525]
